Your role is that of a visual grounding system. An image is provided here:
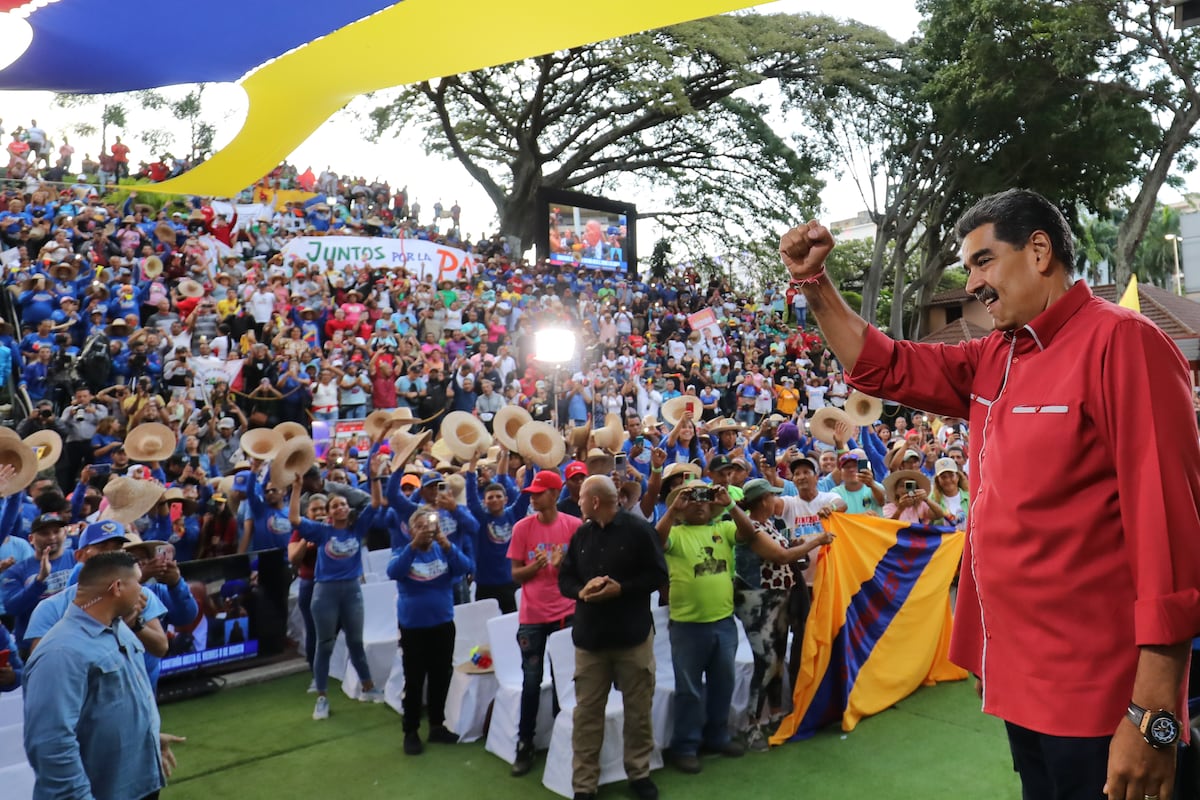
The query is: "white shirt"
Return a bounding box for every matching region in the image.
[249,290,276,323]
[805,384,829,410]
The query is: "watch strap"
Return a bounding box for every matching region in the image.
[1126,701,1148,732]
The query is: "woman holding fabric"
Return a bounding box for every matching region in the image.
[732,479,831,751]
[288,460,386,721]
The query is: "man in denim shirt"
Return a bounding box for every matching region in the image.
[23,551,183,800]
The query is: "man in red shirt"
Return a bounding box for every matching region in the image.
[110,136,130,180]
[779,189,1200,800]
[506,470,582,777]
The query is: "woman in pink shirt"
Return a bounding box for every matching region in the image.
[881,471,945,525]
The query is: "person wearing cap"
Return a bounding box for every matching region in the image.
[288,459,387,720]
[386,505,474,755]
[782,198,1200,798]
[557,461,588,519]
[1,513,77,651]
[385,469,478,605]
[732,479,831,751]
[463,452,533,614]
[654,478,760,772]
[831,453,884,515]
[929,457,969,531]
[23,550,185,800]
[505,469,582,776]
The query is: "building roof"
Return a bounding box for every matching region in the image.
[1092,282,1200,338]
[926,287,973,307]
[918,318,991,346]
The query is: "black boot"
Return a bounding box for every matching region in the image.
[511,739,534,777]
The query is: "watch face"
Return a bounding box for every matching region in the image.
[1148,713,1179,747]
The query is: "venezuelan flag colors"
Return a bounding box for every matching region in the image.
[770,515,967,745]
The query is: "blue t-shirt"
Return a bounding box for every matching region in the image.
[297,506,376,582]
[387,541,473,629]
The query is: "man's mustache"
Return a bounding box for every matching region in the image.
[974,287,999,305]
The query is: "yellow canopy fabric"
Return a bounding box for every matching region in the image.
[1118,274,1141,313]
[135,0,758,198]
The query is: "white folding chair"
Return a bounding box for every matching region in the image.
[484,612,554,763]
[443,599,502,741]
[0,760,35,800]
[364,548,393,581]
[649,604,675,750]
[541,629,661,798]
[0,722,27,768]
[340,582,399,699]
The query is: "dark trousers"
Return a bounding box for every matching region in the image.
[475,582,517,614]
[516,616,572,742]
[786,582,811,689]
[64,439,92,490]
[399,621,455,734]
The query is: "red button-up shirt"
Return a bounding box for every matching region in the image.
[849,280,1200,736]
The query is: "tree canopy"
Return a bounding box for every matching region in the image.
[368,13,900,251]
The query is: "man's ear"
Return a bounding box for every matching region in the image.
[1028,231,1056,275]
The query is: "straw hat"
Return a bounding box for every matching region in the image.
[144,255,164,280]
[592,413,626,453]
[566,423,591,452]
[479,445,503,469]
[882,469,932,503]
[585,448,615,472]
[176,278,205,298]
[274,421,309,442]
[441,412,493,461]
[154,222,176,247]
[122,532,166,561]
[641,415,661,434]
[844,391,884,427]
[706,417,743,436]
[663,462,702,483]
[161,487,198,515]
[24,429,63,471]
[445,473,467,505]
[240,428,285,461]
[809,407,854,446]
[516,422,566,470]
[435,461,461,474]
[100,477,166,524]
[270,435,317,488]
[493,405,532,451]
[124,422,177,462]
[364,409,401,441]
[50,262,78,282]
[388,407,416,433]
[0,429,38,498]
[430,437,455,464]
[105,319,132,337]
[662,395,704,427]
[389,429,432,474]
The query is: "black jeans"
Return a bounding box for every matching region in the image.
[399,622,455,734]
[786,582,811,689]
[475,582,517,614]
[516,616,572,742]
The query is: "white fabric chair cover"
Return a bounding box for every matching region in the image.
[0,761,35,800]
[286,577,307,650]
[541,628,661,799]
[649,604,675,749]
[730,615,754,730]
[383,646,406,714]
[484,612,554,763]
[340,582,399,699]
[0,722,27,768]
[443,599,502,741]
[364,548,393,581]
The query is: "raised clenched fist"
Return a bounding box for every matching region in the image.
[779,220,835,282]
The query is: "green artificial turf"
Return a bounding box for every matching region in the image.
[160,673,1017,799]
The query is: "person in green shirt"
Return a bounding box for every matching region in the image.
[654,479,783,774]
[831,453,884,514]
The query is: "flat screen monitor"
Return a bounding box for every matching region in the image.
[537,188,636,275]
[158,551,289,678]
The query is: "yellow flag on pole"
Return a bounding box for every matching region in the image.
[1118,275,1141,313]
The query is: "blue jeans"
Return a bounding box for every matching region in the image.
[516,617,572,742]
[668,616,737,756]
[313,410,338,422]
[298,577,316,669]
[311,579,372,693]
[341,404,367,420]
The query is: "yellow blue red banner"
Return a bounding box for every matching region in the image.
[770,514,967,744]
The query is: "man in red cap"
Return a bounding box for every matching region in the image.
[557,461,587,519]
[506,470,582,777]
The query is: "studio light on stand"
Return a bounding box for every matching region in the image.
[534,328,577,428]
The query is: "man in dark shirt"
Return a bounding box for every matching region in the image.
[558,476,668,800]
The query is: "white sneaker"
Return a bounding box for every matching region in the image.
[312,696,330,720]
[307,680,318,694]
[359,688,386,704]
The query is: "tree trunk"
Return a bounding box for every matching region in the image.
[860,229,890,326]
[888,242,907,337]
[1114,102,1200,287]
